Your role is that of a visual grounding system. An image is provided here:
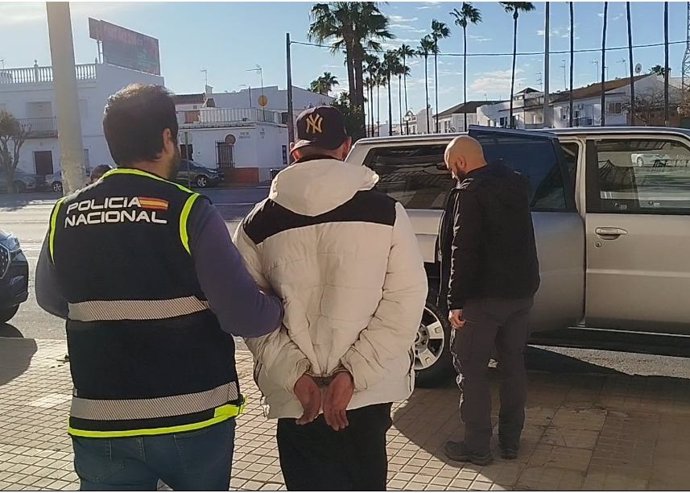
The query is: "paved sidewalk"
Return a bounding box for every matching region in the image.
[1,338,690,491]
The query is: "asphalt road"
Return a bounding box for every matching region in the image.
[0,186,270,341]
[1,186,689,380]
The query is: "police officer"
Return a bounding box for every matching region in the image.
[438,136,540,465]
[36,84,283,490]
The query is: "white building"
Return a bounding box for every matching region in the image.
[435,100,502,133]
[0,62,163,177]
[208,85,334,126]
[173,86,331,184]
[476,75,682,129]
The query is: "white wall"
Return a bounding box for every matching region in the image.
[180,123,287,181]
[0,63,164,174]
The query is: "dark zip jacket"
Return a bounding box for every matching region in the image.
[438,163,540,310]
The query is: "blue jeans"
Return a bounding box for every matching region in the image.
[72,419,235,491]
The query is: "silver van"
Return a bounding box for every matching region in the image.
[347,126,690,386]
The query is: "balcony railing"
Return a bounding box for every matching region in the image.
[0,64,97,85]
[182,107,284,126]
[18,117,58,138]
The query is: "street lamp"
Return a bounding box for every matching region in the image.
[404,110,414,135]
[246,65,264,121]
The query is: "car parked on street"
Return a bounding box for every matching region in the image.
[0,230,28,323]
[0,169,38,193]
[347,126,690,386]
[175,160,223,188]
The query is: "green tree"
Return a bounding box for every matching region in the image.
[450,3,482,130]
[309,72,339,95]
[649,65,670,76]
[418,35,437,133]
[308,2,393,138]
[331,91,364,138]
[0,110,30,194]
[500,2,536,127]
[430,19,451,133]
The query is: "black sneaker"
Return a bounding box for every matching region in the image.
[500,446,518,460]
[443,441,493,466]
[499,441,519,460]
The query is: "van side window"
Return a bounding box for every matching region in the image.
[472,134,569,211]
[363,145,453,210]
[590,139,690,214]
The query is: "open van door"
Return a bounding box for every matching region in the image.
[468,126,585,332]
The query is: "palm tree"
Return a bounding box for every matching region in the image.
[383,50,399,136]
[308,3,393,138]
[430,19,451,133]
[398,44,416,117]
[450,3,482,131]
[396,62,410,135]
[375,67,387,137]
[418,35,437,134]
[309,72,339,95]
[569,2,574,127]
[500,2,536,128]
[364,54,379,137]
[600,1,608,126]
[626,2,635,125]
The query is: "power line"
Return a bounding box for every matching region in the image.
[292,39,686,58]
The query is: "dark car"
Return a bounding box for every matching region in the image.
[0,169,39,193]
[176,160,223,188]
[0,230,29,323]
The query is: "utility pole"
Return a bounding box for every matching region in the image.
[664,2,670,126]
[543,2,551,128]
[285,33,295,164]
[601,2,608,126]
[47,2,86,195]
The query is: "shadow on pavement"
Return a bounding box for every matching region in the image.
[0,192,59,211]
[0,325,37,386]
[392,345,690,479]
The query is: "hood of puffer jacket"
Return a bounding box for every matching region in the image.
[268,159,380,217]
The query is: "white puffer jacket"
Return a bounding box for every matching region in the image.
[234,158,427,419]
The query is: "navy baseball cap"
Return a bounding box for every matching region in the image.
[292,106,348,152]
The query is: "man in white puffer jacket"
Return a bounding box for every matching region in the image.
[234,106,427,491]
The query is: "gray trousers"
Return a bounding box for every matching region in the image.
[450,298,533,455]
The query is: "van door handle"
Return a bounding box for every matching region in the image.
[595,227,628,239]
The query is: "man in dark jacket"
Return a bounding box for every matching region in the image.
[438,136,540,465]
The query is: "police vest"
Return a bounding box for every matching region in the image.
[49,168,243,438]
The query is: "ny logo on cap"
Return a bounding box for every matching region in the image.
[305,113,324,134]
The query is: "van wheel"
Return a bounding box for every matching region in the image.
[52,181,63,193]
[414,288,454,388]
[195,175,208,188]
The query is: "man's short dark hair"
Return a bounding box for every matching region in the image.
[103,84,178,167]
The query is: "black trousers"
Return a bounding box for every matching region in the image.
[451,298,533,455]
[277,403,393,491]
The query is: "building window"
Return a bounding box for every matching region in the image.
[607,102,623,115]
[180,144,194,160]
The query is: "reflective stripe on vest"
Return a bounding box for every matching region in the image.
[68,296,211,322]
[70,381,239,421]
[68,398,246,439]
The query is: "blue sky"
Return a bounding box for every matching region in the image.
[0,1,687,119]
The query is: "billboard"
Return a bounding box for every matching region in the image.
[89,18,161,76]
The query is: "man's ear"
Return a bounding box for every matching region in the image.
[339,137,353,160]
[162,128,176,155]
